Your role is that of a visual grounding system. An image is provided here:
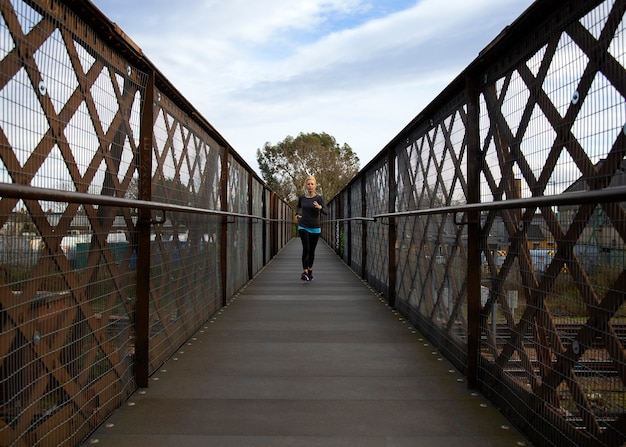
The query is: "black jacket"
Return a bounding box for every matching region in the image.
[296,194,327,228]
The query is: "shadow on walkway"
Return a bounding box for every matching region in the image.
[85,239,530,446]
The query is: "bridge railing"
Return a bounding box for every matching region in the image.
[324,1,626,446]
[0,1,292,445]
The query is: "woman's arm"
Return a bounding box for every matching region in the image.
[295,196,303,218]
[318,196,328,215]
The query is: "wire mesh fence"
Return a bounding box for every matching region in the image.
[325,1,626,446]
[2,0,625,446]
[0,1,291,445]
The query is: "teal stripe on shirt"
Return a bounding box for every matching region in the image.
[297,226,321,234]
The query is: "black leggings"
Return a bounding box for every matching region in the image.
[298,229,320,270]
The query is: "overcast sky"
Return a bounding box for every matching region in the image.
[91,0,535,175]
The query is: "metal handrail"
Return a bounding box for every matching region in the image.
[323,186,626,223]
[0,182,290,223]
[330,217,377,223]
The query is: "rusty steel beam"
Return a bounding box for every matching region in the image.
[465,75,481,389]
[387,147,397,307]
[135,71,154,388]
[220,146,230,306]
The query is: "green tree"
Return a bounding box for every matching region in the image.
[257,132,359,205]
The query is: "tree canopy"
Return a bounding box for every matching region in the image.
[257,132,359,205]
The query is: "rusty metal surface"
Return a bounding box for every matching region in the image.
[0,1,291,446]
[1,0,625,446]
[327,1,626,446]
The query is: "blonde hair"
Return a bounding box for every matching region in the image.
[303,175,317,192]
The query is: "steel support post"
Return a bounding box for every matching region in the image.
[466,76,481,389]
[135,72,154,388]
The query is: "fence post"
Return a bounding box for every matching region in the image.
[262,188,268,265]
[270,192,277,257]
[220,146,230,306]
[466,75,481,389]
[346,188,352,266]
[248,174,253,280]
[135,71,154,388]
[361,178,368,279]
[387,149,397,307]
[335,194,343,255]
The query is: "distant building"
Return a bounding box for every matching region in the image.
[558,159,626,251]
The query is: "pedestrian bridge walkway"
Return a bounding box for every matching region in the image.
[85,239,530,447]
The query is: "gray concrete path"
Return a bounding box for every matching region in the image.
[86,239,531,446]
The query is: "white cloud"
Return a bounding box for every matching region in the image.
[92,0,534,173]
